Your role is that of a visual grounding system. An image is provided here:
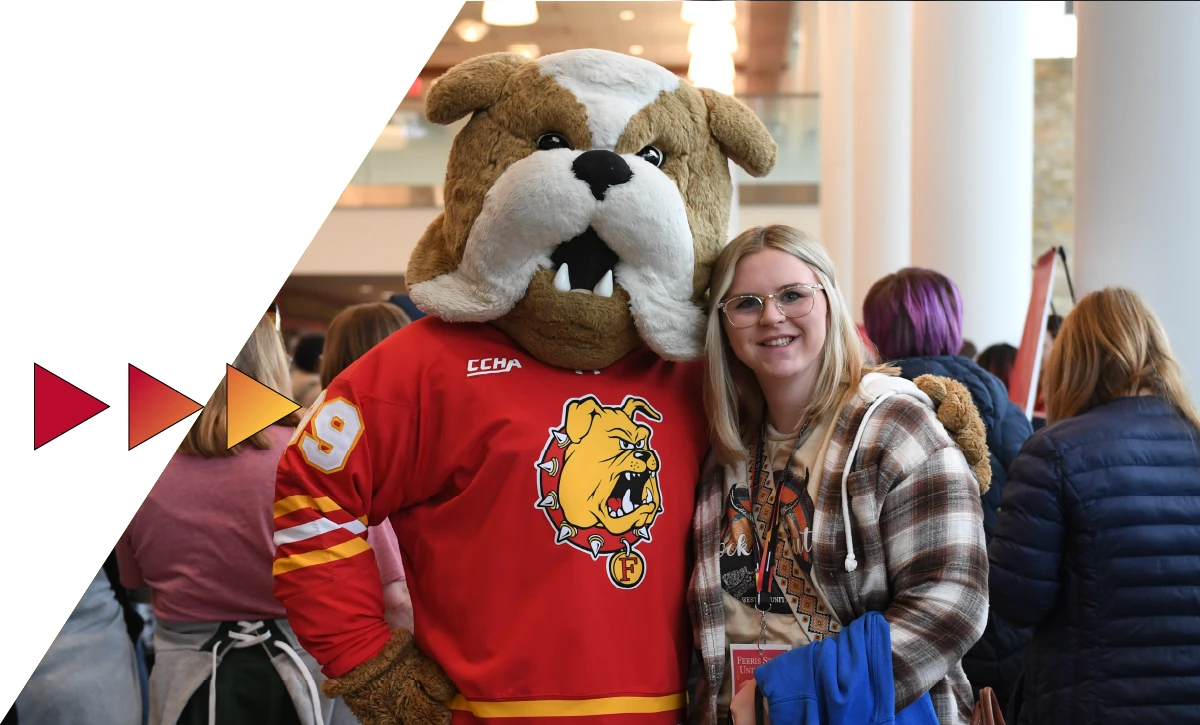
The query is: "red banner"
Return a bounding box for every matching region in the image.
[1009,249,1059,417]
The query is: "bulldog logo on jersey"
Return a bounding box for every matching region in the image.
[535,395,664,589]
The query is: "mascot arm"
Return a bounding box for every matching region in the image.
[272,376,457,724]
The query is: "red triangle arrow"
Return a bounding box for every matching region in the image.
[34,364,110,450]
[128,365,204,450]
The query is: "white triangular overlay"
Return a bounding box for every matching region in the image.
[0,1,463,711]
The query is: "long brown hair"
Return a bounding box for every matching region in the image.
[180,313,293,457]
[704,225,893,464]
[319,302,411,388]
[1043,287,1200,433]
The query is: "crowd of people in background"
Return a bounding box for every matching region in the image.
[11,237,1199,725]
[11,298,424,725]
[862,267,1035,709]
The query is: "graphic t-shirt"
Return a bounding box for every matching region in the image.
[718,412,843,714]
[273,318,709,724]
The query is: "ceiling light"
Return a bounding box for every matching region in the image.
[507,43,541,60]
[629,44,644,56]
[619,10,635,21]
[453,19,490,43]
[681,1,736,25]
[482,1,539,27]
[687,22,738,55]
[688,50,736,95]
[688,52,736,83]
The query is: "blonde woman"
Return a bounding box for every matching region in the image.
[690,226,990,725]
[117,314,334,725]
[988,288,1200,725]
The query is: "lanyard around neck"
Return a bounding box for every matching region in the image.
[750,415,809,613]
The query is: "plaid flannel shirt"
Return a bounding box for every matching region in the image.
[688,378,989,725]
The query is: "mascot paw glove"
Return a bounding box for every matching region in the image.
[321,629,457,725]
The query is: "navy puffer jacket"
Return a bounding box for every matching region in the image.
[989,396,1200,724]
[893,355,1035,706]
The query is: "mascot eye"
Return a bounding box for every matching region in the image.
[619,440,635,451]
[536,132,573,151]
[636,440,645,449]
[636,145,665,167]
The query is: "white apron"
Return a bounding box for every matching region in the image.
[148,618,357,725]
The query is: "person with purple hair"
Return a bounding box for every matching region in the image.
[862,267,1034,710]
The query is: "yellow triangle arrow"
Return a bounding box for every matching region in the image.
[225,363,301,449]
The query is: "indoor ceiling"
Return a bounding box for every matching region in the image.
[426,1,753,75]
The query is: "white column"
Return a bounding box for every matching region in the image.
[1075,1,1200,391]
[798,2,821,94]
[850,0,912,321]
[911,1,1033,350]
[727,159,740,242]
[817,1,855,300]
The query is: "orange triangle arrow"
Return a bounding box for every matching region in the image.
[225,364,300,449]
[128,365,204,450]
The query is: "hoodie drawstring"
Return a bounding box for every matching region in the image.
[839,390,897,573]
[207,621,325,725]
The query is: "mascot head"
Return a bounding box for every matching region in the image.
[407,48,777,369]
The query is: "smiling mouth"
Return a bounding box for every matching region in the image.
[550,227,618,297]
[605,469,654,519]
[759,336,795,347]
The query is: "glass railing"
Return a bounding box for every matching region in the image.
[348,93,819,190]
[735,94,819,184]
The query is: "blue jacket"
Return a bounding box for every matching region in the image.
[755,612,938,725]
[989,396,1200,725]
[387,293,427,321]
[893,355,1034,704]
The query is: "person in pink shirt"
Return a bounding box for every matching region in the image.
[118,313,402,725]
[313,301,415,633]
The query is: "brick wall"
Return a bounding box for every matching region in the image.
[1034,58,1075,315]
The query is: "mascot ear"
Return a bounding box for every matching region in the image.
[425,52,527,125]
[697,87,778,179]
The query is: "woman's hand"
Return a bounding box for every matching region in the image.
[729,681,769,725]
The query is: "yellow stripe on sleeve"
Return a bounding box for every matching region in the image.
[272,537,372,576]
[273,495,344,519]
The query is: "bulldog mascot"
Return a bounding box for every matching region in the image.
[272,49,776,724]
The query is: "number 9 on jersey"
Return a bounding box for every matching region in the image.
[289,390,365,474]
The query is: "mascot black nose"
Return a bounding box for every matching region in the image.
[572,150,633,201]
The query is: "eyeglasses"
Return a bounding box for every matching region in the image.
[717,283,825,328]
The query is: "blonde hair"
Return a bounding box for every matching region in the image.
[1043,287,1200,433]
[705,225,892,464]
[179,313,294,458]
[319,302,410,389]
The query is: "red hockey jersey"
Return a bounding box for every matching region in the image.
[273,318,708,723]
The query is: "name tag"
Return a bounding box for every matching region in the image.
[729,644,791,694]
